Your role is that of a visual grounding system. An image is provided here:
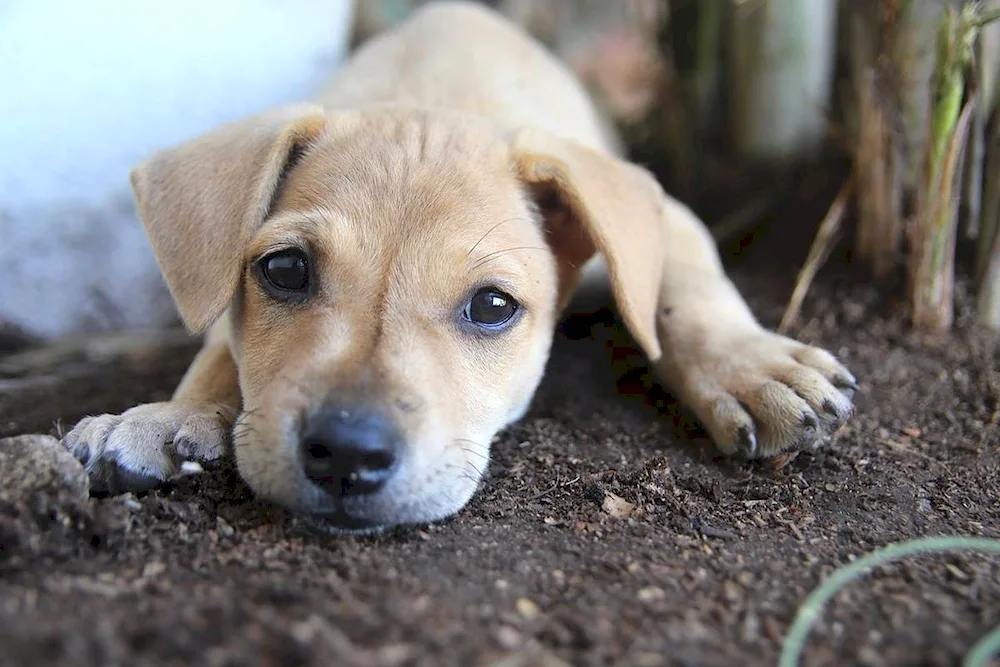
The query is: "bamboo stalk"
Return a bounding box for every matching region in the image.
[977,24,1000,328]
[847,0,943,279]
[910,5,982,331]
[964,83,986,241]
[853,67,903,278]
[890,0,949,194]
[910,4,1000,331]
[976,3,1000,293]
[962,0,1000,240]
[978,228,1000,328]
[977,105,1000,285]
[728,0,838,163]
[910,95,975,331]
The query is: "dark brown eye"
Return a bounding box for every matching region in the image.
[464,288,519,329]
[257,249,309,297]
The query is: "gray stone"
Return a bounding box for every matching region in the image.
[0,434,89,501]
[0,434,96,566]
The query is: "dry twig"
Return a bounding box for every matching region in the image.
[779,174,855,334]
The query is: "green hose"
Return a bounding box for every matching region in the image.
[780,536,1000,667]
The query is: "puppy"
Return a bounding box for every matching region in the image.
[62,2,856,532]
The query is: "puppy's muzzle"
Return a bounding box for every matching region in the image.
[300,404,401,498]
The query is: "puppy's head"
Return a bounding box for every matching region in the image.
[131,106,666,532]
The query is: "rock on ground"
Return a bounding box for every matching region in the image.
[0,434,102,568]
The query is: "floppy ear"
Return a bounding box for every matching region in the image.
[130,104,328,333]
[511,128,667,360]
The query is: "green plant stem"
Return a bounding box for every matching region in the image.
[911,5,979,330]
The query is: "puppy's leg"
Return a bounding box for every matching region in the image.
[652,198,857,458]
[62,322,240,494]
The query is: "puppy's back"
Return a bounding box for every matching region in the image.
[316,1,620,154]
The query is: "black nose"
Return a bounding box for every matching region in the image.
[300,406,401,496]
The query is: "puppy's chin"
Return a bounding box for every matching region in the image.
[295,488,474,536]
[298,511,395,537]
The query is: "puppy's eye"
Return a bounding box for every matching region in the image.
[464,288,519,329]
[256,249,310,297]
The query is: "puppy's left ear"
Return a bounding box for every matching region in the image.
[511,128,667,360]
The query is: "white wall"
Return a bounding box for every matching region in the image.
[0,0,355,339]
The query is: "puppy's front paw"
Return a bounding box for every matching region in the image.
[664,329,857,459]
[61,402,235,495]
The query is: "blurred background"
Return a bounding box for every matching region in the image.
[2,0,999,349]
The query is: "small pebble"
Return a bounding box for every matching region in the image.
[493,625,523,650]
[515,597,541,619]
[637,586,665,603]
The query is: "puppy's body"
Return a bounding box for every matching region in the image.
[64,2,857,532]
[318,4,620,153]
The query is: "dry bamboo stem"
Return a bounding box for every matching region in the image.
[853,67,903,278]
[847,0,942,279]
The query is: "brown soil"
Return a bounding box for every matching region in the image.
[1,228,998,667]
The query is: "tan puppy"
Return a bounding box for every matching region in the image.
[62,2,856,532]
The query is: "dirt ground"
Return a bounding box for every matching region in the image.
[1,221,998,666]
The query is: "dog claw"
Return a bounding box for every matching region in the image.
[793,411,821,451]
[833,374,859,392]
[736,425,757,457]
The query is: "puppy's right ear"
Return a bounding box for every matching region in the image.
[130,105,328,333]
